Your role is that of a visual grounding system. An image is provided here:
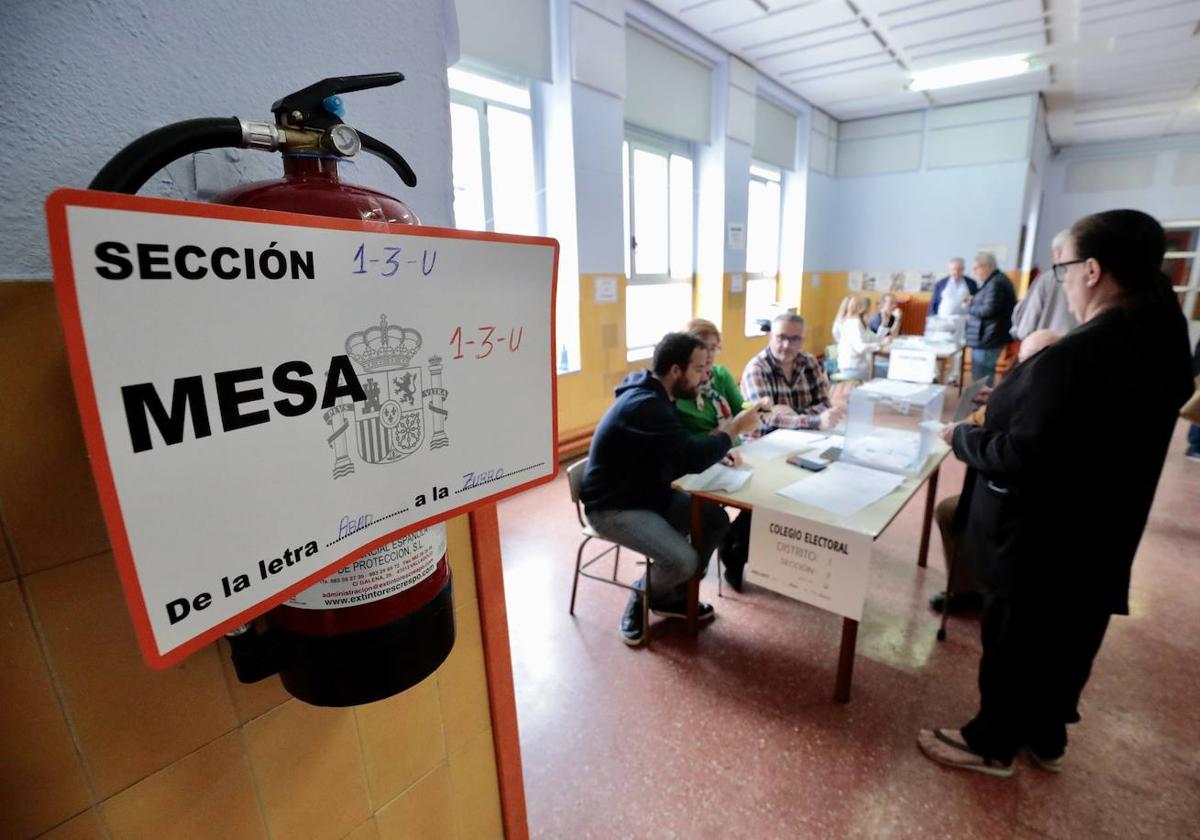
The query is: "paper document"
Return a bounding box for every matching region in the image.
[740,429,830,460]
[858,379,930,399]
[677,463,753,493]
[953,378,989,422]
[776,462,906,518]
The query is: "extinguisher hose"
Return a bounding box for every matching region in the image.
[89,117,244,194]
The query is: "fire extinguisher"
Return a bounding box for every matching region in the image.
[89,73,455,706]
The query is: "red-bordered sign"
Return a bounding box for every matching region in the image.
[46,188,559,668]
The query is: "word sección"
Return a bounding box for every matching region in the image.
[95,241,315,281]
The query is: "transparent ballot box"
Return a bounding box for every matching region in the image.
[924,314,966,344]
[842,379,945,475]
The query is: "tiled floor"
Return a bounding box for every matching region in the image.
[497,423,1200,839]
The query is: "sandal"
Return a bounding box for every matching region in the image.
[917,728,1014,778]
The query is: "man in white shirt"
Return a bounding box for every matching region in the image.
[929,258,978,318]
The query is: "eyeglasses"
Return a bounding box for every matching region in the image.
[773,334,804,345]
[1052,259,1086,284]
[702,342,722,354]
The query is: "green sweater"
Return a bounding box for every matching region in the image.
[675,364,745,438]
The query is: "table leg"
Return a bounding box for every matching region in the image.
[687,495,702,635]
[835,618,859,703]
[868,351,875,381]
[917,466,940,568]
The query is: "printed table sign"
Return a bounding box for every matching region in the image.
[747,507,872,621]
[46,189,559,667]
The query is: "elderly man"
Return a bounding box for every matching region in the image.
[929,257,978,317]
[1011,230,1078,340]
[741,313,843,438]
[966,251,1017,384]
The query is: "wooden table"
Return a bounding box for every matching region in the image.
[681,439,950,703]
[869,339,965,395]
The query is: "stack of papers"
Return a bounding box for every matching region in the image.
[857,379,930,399]
[776,462,906,518]
[740,429,831,460]
[677,463,753,493]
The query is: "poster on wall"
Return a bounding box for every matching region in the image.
[887,272,905,292]
[46,189,559,667]
[861,272,880,292]
[847,271,864,292]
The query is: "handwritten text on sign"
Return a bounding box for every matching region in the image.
[46,189,559,667]
[747,508,871,621]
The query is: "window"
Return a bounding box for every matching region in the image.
[623,136,695,361]
[448,67,540,236]
[745,163,782,335]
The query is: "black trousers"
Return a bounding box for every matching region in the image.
[961,592,1111,763]
[719,510,752,568]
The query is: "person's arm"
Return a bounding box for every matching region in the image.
[951,349,1071,480]
[715,366,746,413]
[890,309,903,337]
[625,399,731,475]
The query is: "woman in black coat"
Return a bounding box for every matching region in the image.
[918,209,1194,777]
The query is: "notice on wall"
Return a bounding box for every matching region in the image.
[727,222,746,250]
[747,507,871,621]
[594,275,619,303]
[46,189,559,667]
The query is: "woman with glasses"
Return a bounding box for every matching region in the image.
[675,318,756,590]
[918,209,1194,777]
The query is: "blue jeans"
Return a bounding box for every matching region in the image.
[971,346,1002,384]
[586,491,729,604]
[1188,424,1200,454]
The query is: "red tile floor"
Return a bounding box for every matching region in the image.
[497,422,1200,839]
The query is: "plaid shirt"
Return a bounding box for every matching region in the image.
[740,347,831,437]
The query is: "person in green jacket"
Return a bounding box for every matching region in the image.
[676,318,755,591]
[675,318,748,442]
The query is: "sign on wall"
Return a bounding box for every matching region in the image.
[747,507,871,621]
[46,189,559,667]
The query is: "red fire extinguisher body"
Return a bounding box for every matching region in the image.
[213,154,455,707]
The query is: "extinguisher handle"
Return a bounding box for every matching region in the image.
[272,73,405,130]
[357,129,418,188]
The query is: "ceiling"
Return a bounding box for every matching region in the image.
[647,0,1200,146]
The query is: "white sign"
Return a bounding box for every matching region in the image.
[888,347,938,383]
[727,222,746,250]
[594,275,619,303]
[46,189,559,667]
[747,508,871,620]
[730,272,745,293]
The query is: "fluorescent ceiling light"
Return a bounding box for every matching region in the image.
[909,55,1031,92]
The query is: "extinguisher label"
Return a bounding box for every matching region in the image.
[284,524,447,610]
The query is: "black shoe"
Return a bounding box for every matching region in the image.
[928,590,984,614]
[620,593,645,647]
[723,562,745,593]
[650,599,715,621]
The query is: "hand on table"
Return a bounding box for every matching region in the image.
[722,449,744,468]
[723,404,763,439]
[818,406,845,431]
[972,385,993,405]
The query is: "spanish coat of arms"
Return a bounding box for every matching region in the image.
[324,315,450,479]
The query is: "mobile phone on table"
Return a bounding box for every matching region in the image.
[786,453,829,472]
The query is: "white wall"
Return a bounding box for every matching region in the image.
[803,96,1037,272]
[1035,136,1200,257]
[0,0,455,280]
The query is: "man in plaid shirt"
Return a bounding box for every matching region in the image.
[740,313,843,438]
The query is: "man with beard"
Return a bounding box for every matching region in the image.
[581,332,764,646]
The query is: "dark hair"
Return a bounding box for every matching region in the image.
[652,332,703,376]
[1069,210,1174,307]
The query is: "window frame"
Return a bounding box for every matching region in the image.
[449,67,545,236]
[622,127,697,361]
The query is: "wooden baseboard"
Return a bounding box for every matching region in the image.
[557,427,595,463]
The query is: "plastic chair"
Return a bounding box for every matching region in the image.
[565,458,652,642]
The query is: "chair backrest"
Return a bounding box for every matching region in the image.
[566,458,588,527]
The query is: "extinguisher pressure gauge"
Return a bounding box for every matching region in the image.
[324,124,361,157]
